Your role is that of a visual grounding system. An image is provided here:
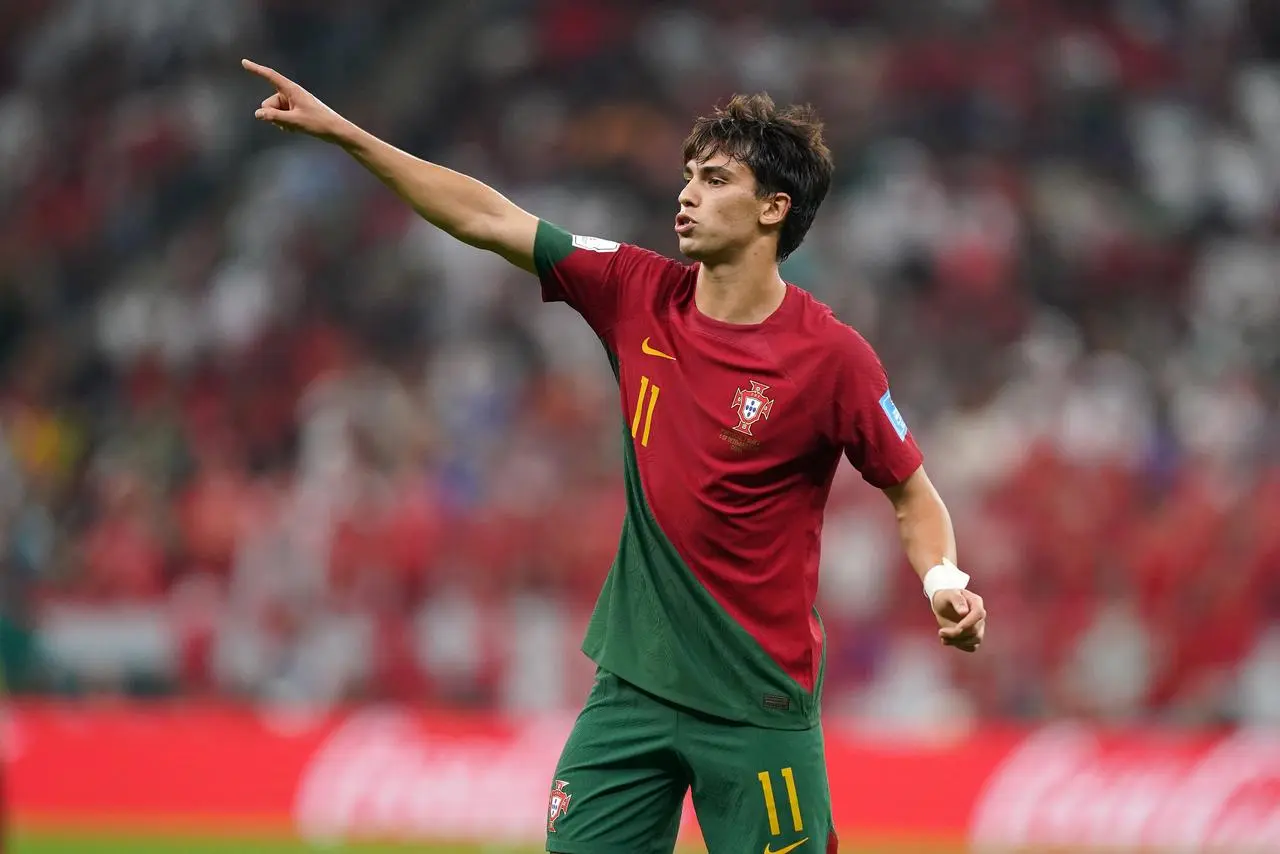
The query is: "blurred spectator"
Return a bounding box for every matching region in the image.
[0,0,1278,728]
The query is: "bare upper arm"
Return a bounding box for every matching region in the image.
[881,463,932,510]
[468,205,539,274]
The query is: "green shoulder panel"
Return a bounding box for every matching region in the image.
[533,220,575,276]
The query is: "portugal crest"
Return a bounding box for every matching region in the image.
[732,381,774,436]
[548,779,572,832]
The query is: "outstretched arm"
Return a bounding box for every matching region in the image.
[243,59,537,273]
[883,465,985,653]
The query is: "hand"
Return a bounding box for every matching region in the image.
[932,589,985,653]
[242,59,348,142]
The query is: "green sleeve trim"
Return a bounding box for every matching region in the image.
[533,220,575,277]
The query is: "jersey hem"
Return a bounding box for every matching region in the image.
[587,656,818,732]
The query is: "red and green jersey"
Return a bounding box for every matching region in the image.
[534,221,923,729]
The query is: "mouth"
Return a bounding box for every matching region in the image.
[674,213,696,235]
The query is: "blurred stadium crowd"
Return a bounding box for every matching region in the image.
[1,0,1279,730]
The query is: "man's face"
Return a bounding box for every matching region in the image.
[676,151,784,263]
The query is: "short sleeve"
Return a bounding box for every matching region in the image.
[533,220,637,338]
[832,329,924,488]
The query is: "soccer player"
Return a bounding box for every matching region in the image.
[243,59,986,854]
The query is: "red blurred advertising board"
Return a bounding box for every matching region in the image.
[4,703,1279,850]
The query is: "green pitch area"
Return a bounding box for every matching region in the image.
[9,835,508,854]
[14,837,534,854]
[8,830,977,854]
[11,839,502,854]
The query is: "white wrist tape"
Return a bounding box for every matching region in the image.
[923,558,970,601]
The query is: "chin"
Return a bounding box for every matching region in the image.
[678,236,712,262]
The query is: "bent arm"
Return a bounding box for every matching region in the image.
[885,465,983,652]
[882,465,956,582]
[338,124,538,273]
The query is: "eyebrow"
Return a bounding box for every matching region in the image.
[683,163,735,179]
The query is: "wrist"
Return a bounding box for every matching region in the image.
[923,558,969,602]
[333,116,366,150]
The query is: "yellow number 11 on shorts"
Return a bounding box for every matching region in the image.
[757,767,803,835]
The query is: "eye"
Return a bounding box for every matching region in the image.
[708,177,726,186]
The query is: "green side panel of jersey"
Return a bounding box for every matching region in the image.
[580,349,823,730]
[533,219,575,274]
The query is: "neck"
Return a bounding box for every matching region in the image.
[694,245,787,325]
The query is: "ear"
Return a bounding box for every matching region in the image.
[759,192,791,227]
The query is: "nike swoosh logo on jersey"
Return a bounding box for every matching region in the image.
[641,337,676,361]
[763,838,809,854]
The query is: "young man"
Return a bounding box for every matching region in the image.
[243,59,986,854]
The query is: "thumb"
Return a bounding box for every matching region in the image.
[949,591,969,616]
[255,107,288,123]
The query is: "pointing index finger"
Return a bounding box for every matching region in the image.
[242,58,291,91]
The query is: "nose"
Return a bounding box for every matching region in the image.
[678,180,697,210]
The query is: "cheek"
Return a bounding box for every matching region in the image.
[713,197,759,231]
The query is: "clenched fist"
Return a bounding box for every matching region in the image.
[242,59,349,143]
[932,588,985,653]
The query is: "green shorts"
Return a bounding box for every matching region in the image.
[546,669,836,854]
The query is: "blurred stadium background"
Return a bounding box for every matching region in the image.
[2,0,1280,852]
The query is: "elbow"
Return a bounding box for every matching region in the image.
[429,211,489,248]
[453,210,498,247]
[450,208,525,255]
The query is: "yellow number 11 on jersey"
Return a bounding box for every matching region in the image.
[758,767,804,836]
[631,375,660,447]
